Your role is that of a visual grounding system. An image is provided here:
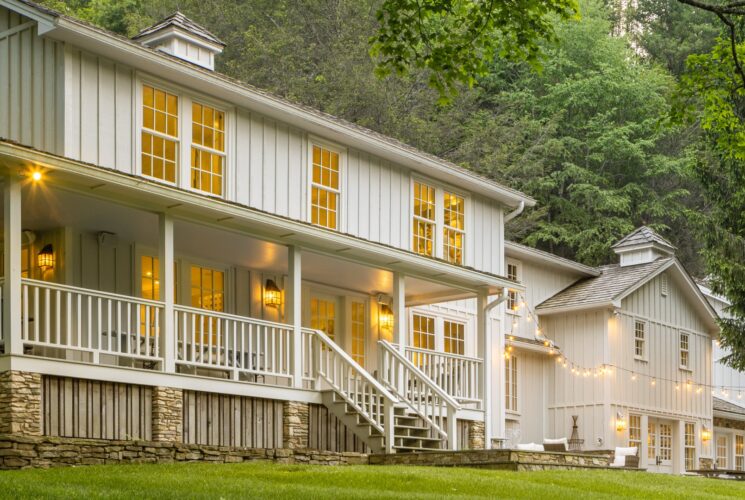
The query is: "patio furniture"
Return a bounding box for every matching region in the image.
[610,446,639,468]
[543,437,569,452]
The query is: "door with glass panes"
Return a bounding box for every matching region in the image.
[306,293,367,369]
[647,418,674,473]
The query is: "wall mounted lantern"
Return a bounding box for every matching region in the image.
[615,411,627,432]
[263,279,281,308]
[379,304,394,331]
[37,244,54,270]
[701,427,712,442]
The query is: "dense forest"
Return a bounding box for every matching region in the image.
[40,0,720,273]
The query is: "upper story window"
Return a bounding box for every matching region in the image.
[191,102,225,196]
[142,85,179,184]
[412,181,467,265]
[506,261,520,313]
[680,332,690,370]
[413,182,436,257]
[634,320,646,360]
[311,144,341,230]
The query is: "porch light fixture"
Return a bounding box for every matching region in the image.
[263,279,281,308]
[615,411,627,432]
[379,304,394,331]
[37,244,54,270]
[701,427,712,442]
[31,170,42,182]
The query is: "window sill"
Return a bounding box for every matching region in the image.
[506,410,521,417]
[679,366,692,373]
[634,357,648,363]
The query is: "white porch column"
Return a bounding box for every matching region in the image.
[476,291,495,448]
[287,246,303,388]
[3,175,22,355]
[640,414,650,469]
[158,213,175,373]
[392,272,406,352]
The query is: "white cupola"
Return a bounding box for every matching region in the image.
[612,226,676,267]
[132,12,225,70]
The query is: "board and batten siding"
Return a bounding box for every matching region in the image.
[59,43,506,275]
[614,271,712,420]
[506,351,548,445]
[0,9,64,153]
[42,375,152,440]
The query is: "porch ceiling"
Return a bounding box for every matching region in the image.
[1,142,515,297]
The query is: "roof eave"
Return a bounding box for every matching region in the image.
[505,241,600,277]
[535,301,616,316]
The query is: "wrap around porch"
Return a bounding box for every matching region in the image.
[0,156,508,453]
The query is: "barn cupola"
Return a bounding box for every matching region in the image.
[612,226,676,267]
[132,12,225,70]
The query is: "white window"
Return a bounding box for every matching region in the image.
[310,143,341,230]
[411,180,467,265]
[685,423,696,471]
[506,260,520,313]
[505,355,517,412]
[736,435,744,471]
[142,84,179,184]
[190,102,226,196]
[350,301,366,366]
[717,435,729,469]
[628,414,641,449]
[634,320,646,360]
[443,320,465,355]
[680,332,690,370]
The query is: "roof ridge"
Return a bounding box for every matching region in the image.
[612,226,676,251]
[132,10,225,46]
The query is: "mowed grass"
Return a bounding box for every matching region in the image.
[1,462,744,499]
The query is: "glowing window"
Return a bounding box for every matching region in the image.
[505,355,517,411]
[310,298,336,342]
[717,435,729,469]
[142,85,179,183]
[351,301,366,365]
[628,414,641,450]
[443,192,465,264]
[685,423,696,471]
[311,145,340,230]
[443,320,465,355]
[412,182,436,257]
[191,102,225,196]
[736,434,744,471]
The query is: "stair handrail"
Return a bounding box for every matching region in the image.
[305,328,397,451]
[378,340,461,448]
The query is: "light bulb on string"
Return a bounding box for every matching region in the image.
[631,373,637,381]
[651,378,656,387]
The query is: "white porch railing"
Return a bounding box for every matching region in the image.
[20,278,163,362]
[174,304,292,382]
[307,328,396,451]
[403,346,482,407]
[379,340,460,448]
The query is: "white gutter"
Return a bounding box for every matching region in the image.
[504,201,525,222]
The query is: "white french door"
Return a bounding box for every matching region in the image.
[647,418,674,473]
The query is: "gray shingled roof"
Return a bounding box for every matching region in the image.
[714,396,745,416]
[611,226,676,252]
[536,258,672,311]
[132,11,225,47]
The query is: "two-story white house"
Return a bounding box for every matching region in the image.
[0,1,535,454]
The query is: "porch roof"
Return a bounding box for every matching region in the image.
[0,140,520,297]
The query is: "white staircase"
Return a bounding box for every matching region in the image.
[306,329,459,453]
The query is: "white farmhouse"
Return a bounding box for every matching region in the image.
[0,1,535,455]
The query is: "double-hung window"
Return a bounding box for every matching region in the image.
[505,355,518,412]
[685,423,696,471]
[507,262,520,312]
[311,144,341,230]
[736,435,744,471]
[443,320,465,355]
[634,320,646,360]
[412,181,467,265]
[142,85,179,183]
[680,332,690,370]
[717,435,729,469]
[628,414,641,450]
[191,102,225,196]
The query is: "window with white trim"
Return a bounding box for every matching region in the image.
[736,434,744,471]
[351,301,366,366]
[680,332,690,369]
[443,320,465,355]
[634,320,646,359]
[411,181,467,265]
[310,144,341,230]
[412,314,436,351]
[717,435,729,469]
[142,85,179,184]
[628,414,641,450]
[191,102,225,196]
[505,355,517,412]
[506,262,520,313]
[685,423,696,471]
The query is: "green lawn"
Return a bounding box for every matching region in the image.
[1,462,744,499]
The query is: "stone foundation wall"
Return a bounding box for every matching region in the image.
[152,387,182,443]
[699,457,714,470]
[283,401,309,449]
[467,421,485,450]
[0,434,368,470]
[0,371,41,436]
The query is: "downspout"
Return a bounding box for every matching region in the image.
[504,201,525,223]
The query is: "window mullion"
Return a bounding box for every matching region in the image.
[181,95,193,191]
[435,188,444,260]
